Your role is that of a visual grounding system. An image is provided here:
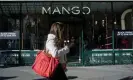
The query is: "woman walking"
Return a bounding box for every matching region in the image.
[45,22,74,80]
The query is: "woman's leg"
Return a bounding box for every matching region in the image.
[50,63,68,80]
[61,63,67,72]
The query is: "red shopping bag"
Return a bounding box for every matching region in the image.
[32,50,59,78]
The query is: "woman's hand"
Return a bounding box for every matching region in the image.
[67,42,74,48]
[64,37,75,48]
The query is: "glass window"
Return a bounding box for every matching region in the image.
[0,2,20,50]
[0,2,133,50]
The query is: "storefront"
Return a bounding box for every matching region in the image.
[0,1,133,66]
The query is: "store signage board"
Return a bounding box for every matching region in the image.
[115,30,133,37]
[42,6,91,15]
[0,31,20,39]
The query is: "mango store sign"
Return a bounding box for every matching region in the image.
[42,6,91,15]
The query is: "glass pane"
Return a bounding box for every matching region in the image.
[0,3,20,50]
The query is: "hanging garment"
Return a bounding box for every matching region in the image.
[99,25,106,48]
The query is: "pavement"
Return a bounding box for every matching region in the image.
[0,65,133,80]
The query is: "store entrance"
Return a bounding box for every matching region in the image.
[51,15,84,63]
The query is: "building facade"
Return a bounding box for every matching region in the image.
[0,1,133,66]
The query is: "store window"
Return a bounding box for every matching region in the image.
[23,14,50,50]
[0,2,20,50]
[1,2,133,50]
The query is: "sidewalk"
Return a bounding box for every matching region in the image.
[0,65,133,80]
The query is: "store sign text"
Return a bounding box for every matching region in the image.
[42,6,91,15]
[115,30,133,37]
[0,32,19,39]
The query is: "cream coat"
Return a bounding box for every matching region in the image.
[45,34,69,63]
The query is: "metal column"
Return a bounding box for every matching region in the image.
[19,2,22,65]
[111,2,115,65]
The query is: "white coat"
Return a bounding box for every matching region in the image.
[45,34,69,63]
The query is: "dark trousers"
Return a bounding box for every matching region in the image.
[49,63,68,80]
